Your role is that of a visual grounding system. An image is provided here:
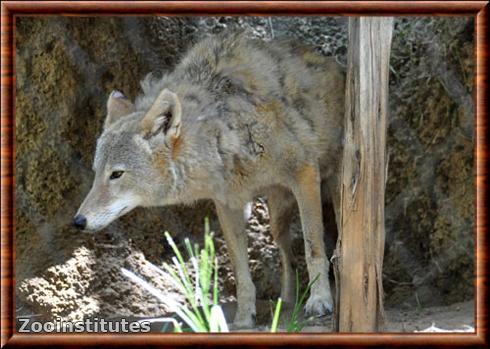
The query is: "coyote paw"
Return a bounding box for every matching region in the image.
[305,293,333,317]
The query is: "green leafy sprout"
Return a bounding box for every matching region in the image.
[122,217,319,333]
[122,217,227,332]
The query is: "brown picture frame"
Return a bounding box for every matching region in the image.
[1,1,487,347]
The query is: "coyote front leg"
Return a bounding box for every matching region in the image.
[266,187,296,304]
[292,163,333,316]
[215,202,256,328]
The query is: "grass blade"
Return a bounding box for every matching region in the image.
[270,297,282,333]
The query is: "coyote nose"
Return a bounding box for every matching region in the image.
[73,215,87,229]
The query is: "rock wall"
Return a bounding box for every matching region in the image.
[15,16,474,320]
[384,17,474,307]
[15,17,216,319]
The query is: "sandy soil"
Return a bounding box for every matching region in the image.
[215,299,475,333]
[384,300,474,332]
[17,299,474,334]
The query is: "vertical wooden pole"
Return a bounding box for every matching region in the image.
[333,17,393,332]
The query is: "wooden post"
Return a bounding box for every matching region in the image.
[333,17,393,332]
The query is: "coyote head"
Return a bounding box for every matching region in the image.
[74,89,183,231]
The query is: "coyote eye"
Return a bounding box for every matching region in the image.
[110,171,124,180]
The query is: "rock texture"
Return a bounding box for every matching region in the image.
[15,16,474,321]
[384,17,474,307]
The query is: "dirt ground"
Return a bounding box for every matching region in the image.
[16,299,474,333]
[213,300,475,333]
[16,200,475,333]
[304,301,474,333]
[384,300,474,333]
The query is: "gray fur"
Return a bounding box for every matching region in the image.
[76,32,345,328]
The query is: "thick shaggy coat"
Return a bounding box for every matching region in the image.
[76,32,345,328]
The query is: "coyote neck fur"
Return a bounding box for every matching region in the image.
[146,83,246,207]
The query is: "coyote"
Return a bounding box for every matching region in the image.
[75,33,345,328]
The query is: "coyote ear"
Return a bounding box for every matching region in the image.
[105,90,135,129]
[141,89,182,143]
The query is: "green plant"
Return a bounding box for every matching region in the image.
[270,297,282,332]
[285,271,320,332]
[269,271,320,333]
[123,218,320,333]
[162,217,228,332]
[122,217,228,332]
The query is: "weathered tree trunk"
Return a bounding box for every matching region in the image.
[333,17,393,332]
